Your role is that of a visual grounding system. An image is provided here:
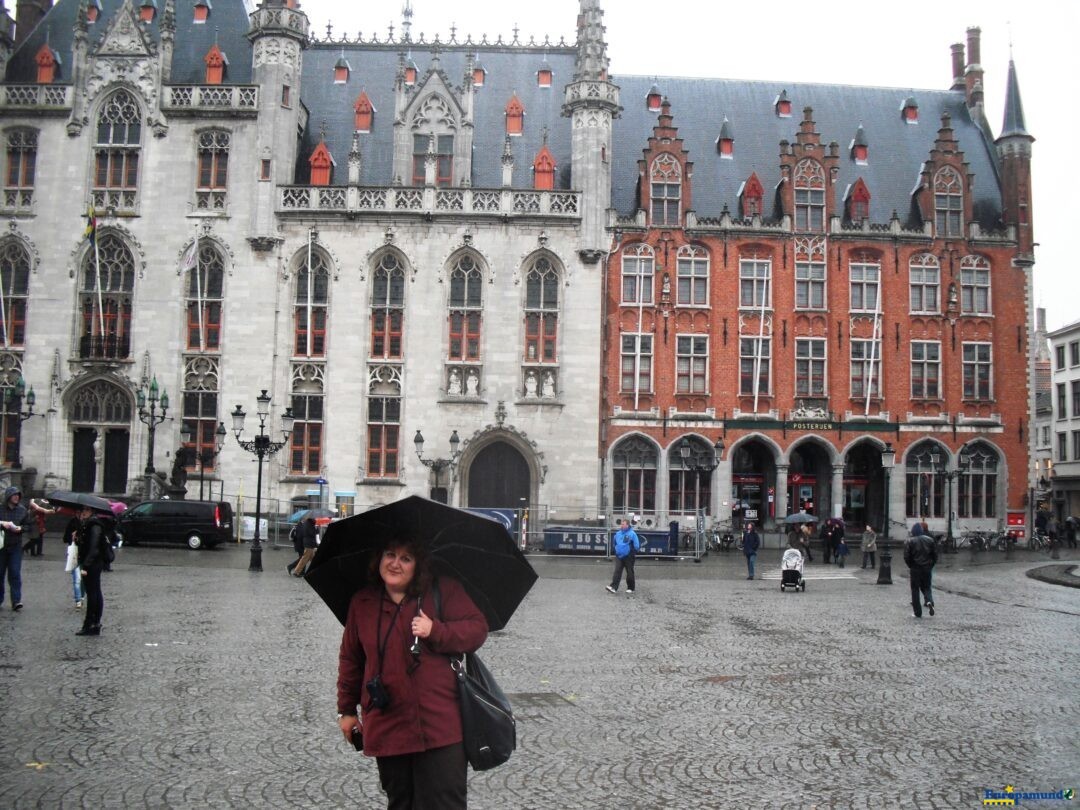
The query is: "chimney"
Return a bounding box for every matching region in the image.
[950,43,965,91]
[14,0,51,47]
[964,26,984,108]
[1037,307,1046,334]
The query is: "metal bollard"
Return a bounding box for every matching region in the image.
[876,541,893,585]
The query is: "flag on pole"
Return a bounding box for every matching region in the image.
[180,240,198,274]
[83,204,97,246]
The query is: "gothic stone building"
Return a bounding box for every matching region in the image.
[0,0,1035,536]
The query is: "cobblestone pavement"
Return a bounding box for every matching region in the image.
[1,543,1077,809]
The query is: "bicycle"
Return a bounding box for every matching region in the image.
[1028,531,1050,551]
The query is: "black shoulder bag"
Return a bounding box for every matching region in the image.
[432,579,516,771]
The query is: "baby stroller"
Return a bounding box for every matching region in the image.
[780,548,806,592]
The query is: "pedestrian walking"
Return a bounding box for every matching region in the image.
[0,486,31,611]
[336,535,488,810]
[75,506,113,636]
[861,525,877,569]
[291,517,318,577]
[741,521,760,580]
[904,522,938,618]
[799,523,814,562]
[23,498,56,557]
[1065,517,1078,550]
[820,522,832,564]
[835,535,849,567]
[606,517,640,594]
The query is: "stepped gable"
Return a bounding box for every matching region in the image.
[611,75,1003,230]
[298,26,576,189]
[4,0,254,84]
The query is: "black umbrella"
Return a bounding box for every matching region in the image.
[45,490,115,515]
[305,495,537,631]
[783,512,818,525]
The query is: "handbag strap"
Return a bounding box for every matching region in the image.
[431,578,468,674]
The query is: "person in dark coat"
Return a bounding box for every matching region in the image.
[741,521,761,580]
[337,534,487,810]
[291,517,319,577]
[23,498,55,557]
[0,486,31,611]
[904,522,938,618]
[76,507,112,636]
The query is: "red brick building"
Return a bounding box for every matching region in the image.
[602,28,1034,539]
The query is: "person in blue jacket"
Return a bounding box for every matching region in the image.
[742,521,761,580]
[606,517,641,595]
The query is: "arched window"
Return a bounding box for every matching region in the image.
[448,254,482,361]
[290,363,324,476]
[184,241,224,351]
[612,436,658,517]
[934,166,963,238]
[4,128,37,210]
[676,245,708,307]
[650,154,680,226]
[523,256,559,363]
[905,441,945,519]
[669,437,714,517]
[958,442,998,518]
[371,252,405,359]
[196,130,230,211]
[909,253,940,314]
[79,233,134,360]
[0,241,30,347]
[410,94,456,186]
[794,159,825,232]
[70,380,132,424]
[93,89,142,212]
[180,356,221,474]
[294,250,329,357]
[621,244,654,305]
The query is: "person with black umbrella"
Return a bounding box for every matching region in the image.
[336,530,488,809]
[75,506,113,636]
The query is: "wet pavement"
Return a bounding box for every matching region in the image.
[1,541,1078,809]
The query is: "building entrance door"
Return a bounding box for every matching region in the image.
[467,441,530,509]
[103,429,129,494]
[72,428,97,492]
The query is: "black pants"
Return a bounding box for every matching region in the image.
[376,742,467,810]
[22,534,43,556]
[610,555,636,591]
[861,551,876,568]
[82,566,104,629]
[909,567,933,617]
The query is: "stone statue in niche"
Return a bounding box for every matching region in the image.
[447,368,462,396]
[465,369,479,396]
[524,371,538,397]
[541,370,556,398]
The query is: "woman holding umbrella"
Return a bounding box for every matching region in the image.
[336,531,488,809]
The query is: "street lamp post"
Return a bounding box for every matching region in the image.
[137,378,169,475]
[678,437,725,558]
[2,375,36,468]
[180,421,228,501]
[414,429,461,504]
[932,446,969,554]
[877,441,896,585]
[232,390,294,572]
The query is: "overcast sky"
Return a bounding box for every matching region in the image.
[298,0,1075,332]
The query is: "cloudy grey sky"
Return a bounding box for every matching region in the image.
[298,0,1075,331]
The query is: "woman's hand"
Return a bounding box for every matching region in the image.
[338,714,360,742]
[411,608,433,639]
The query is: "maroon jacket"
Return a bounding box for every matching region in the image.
[337,577,488,758]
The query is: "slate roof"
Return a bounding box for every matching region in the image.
[4,0,255,85]
[610,75,1004,229]
[296,43,577,189]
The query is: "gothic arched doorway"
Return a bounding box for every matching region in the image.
[843,440,886,530]
[69,379,132,494]
[466,441,530,509]
[788,440,833,521]
[730,438,777,527]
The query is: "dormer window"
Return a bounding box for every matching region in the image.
[902,97,919,123]
[850,124,868,165]
[506,94,524,136]
[537,66,553,88]
[34,44,58,84]
[404,59,418,86]
[646,83,662,112]
[193,0,211,23]
[847,178,871,223]
[87,0,101,23]
[354,91,375,133]
[716,118,734,159]
[740,172,764,219]
[139,0,156,23]
[204,44,227,85]
[309,142,335,186]
[533,144,555,190]
[472,63,486,87]
[775,89,791,118]
[334,55,351,85]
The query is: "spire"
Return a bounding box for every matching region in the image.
[574,0,609,82]
[1000,59,1030,139]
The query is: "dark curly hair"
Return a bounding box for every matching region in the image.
[367,529,432,598]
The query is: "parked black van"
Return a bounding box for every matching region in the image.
[116,499,233,549]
